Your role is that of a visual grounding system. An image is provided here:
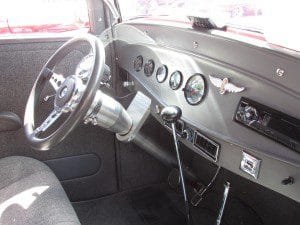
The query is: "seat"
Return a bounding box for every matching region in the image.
[0,156,80,225]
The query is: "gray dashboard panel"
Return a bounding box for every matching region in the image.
[113,23,300,202]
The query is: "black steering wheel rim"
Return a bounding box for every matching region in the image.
[24,34,105,150]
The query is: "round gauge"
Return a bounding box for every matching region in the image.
[133,55,143,72]
[156,65,168,83]
[183,74,206,105]
[75,54,94,81]
[144,59,155,76]
[169,71,183,90]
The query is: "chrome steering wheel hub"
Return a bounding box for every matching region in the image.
[55,76,76,109]
[54,75,85,113]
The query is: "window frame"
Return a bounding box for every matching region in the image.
[0,0,107,40]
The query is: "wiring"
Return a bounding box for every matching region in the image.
[191,166,221,206]
[115,91,136,99]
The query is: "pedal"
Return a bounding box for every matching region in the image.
[191,182,206,207]
[168,168,180,189]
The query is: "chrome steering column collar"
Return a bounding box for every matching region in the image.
[84,91,152,140]
[84,91,133,135]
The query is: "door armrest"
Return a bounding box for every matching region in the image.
[0,112,22,132]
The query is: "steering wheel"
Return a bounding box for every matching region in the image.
[24,35,105,150]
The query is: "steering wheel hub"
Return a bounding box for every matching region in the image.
[55,76,76,109]
[59,87,68,98]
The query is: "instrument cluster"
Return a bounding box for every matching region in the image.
[133,55,206,105]
[132,55,217,162]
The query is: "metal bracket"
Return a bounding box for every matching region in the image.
[116,91,151,142]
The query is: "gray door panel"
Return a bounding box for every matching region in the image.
[0,39,118,201]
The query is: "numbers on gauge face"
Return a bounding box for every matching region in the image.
[133,55,143,72]
[183,74,206,105]
[169,71,183,90]
[144,59,155,76]
[156,65,168,83]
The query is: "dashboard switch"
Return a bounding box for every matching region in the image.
[240,152,261,179]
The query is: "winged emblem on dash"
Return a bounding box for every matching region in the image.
[209,75,245,95]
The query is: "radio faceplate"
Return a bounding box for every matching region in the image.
[235,98,300,153]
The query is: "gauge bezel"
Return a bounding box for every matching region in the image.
[169,71,183,90]
[156,65,168,83]
[183,74,206,105]
[144,59,155,76]
[133,55,143,72]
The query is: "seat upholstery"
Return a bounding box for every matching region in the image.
[0,156,80,225]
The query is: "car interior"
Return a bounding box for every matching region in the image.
[0,0,299,225]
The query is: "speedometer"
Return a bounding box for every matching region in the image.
[183,74,206,105]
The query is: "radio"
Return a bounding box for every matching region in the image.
[234,98,300,153]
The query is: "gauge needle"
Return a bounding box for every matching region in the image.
[190,89,199,95]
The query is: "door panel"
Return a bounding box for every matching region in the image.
[0,39,118,201]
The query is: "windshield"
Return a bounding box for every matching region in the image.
[0,0,89,36]
[118,0,300,52]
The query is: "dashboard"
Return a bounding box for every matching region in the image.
[112,22,300,202]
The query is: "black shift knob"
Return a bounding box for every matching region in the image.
[161,106,182,123]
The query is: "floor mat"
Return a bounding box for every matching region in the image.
[129,187,185,225]
[73,185,186,225]
[73,185,263,225]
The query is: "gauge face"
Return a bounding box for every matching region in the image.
[133,55,143,72]
[156,65,168,83]
[144,59,155,76]
[76,54,94,81]
[169,71,183,90]
[184,74,206,105]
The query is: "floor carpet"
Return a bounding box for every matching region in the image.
[73,184,263,225]
[73,185,186,225]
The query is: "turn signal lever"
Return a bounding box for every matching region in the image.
[161,106,191,225]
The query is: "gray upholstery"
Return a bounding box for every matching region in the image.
[0,156,80,225]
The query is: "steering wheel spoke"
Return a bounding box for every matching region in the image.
[50,73,65,91]
[33,110,62,136]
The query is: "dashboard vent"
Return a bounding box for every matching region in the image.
[194,131,220,161]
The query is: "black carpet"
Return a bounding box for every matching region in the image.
[129,187,185,225]
[73,184,265,225]
[73,185,186,225]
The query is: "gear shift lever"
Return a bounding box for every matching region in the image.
[161,106,191,225]
[161,106,182,123]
